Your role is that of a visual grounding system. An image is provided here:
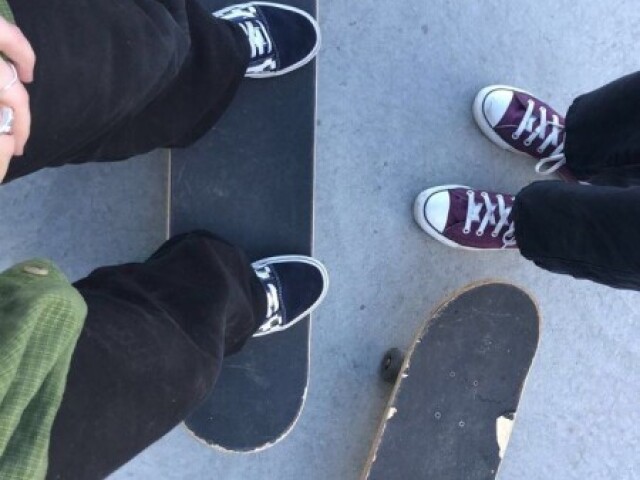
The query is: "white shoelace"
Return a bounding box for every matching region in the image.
[239,20,273,59]
[463,190,516,248]
[255,265,283,332]
[513,99,567,175]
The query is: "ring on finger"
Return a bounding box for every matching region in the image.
[0,64,17,93]
[0,106,14,134]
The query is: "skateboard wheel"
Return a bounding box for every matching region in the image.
[380,348,404,383]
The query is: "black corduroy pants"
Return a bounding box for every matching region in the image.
[2,1,265,478]
[515,71,640,290]
[47,231,267,480]
[5,0,250,181]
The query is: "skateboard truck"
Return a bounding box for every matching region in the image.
[380,348,404,383]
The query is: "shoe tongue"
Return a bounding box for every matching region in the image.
[271,262,322,322]
[499,92,530,126]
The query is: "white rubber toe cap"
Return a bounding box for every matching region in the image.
[472,85,532,155]
[423,191,450,233]
[479,87,514,127]
[414,185,470,238]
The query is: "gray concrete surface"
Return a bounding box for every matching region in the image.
[6,1,640,479]
[113,1,640,479]
[0,153,167,278]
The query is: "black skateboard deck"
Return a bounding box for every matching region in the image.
[169,0,317,452]
[362,282,540,480]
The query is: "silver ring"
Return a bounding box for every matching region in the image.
[0,63,17,93]
[0,106,14,134]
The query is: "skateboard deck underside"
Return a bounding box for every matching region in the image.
[169,0,317,452]
[363,282,540,479]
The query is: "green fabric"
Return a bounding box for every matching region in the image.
[0,1,13,24]
[0,260,87,480]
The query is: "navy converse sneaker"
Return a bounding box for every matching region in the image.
[214,2,321,78]
[252,255,329,337]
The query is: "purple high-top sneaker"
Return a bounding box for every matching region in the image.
[473,85,576,182]
[414,185,517,250]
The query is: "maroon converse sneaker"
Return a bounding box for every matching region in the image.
[473,85,577,182]
[414,185,517,250]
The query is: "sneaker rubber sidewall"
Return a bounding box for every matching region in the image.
[414,185,472,250]
[472,84,536,158]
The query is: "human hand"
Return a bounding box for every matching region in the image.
[0,17,35,180]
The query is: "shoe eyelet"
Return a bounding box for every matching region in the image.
[476,230,484,237]
[491,232,499,238]
[463,228,470,235]
[467,190,473,195]
[537,147,544,153]
[512,133,519,140]
[524,139,532,146]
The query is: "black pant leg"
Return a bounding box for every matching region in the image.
[565,71,640,180]
[4,0,249,182]
[78,0,250,160]
[513,181,640,290]
[46,231,266,480]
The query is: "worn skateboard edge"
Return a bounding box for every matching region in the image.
[181,62,318,455]
[165,148,172,240]
[360,279,542,480]
[181,369,311,454]
[171,0,320,451]
[181,325,312,451]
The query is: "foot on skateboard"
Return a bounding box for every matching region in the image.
[172,0,319,453]
[215,2,321,78]
[253,255,329,337]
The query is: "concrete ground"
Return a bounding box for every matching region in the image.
[4,1,640,479]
